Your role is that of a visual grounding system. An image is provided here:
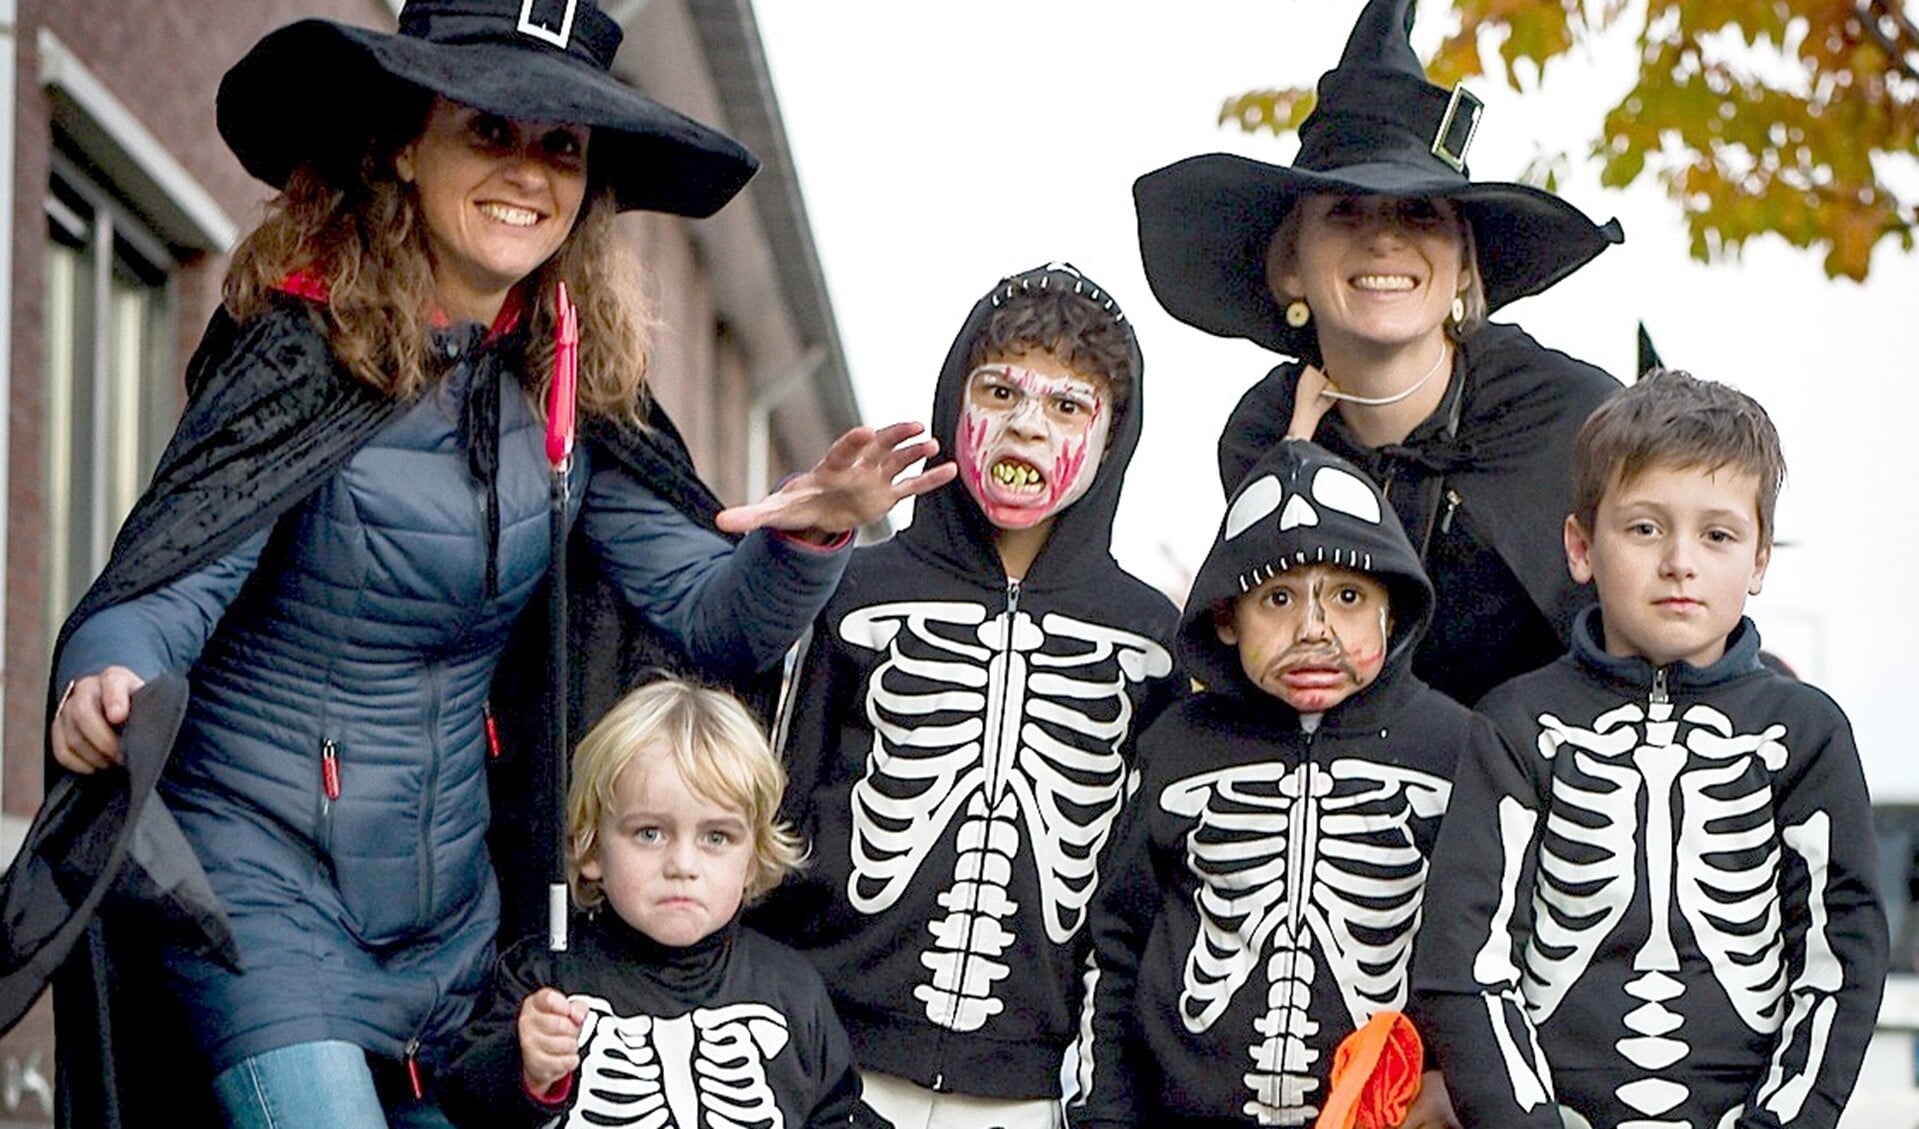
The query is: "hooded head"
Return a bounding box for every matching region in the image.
[905,263,1145,582]
[1181,440,1432,710]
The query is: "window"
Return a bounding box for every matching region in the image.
[43,152,178,639]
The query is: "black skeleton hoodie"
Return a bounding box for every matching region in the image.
[1072,439,1479,1128]
[438,912,879,1128]
[752,263,1181,1100]
[1411,608,1887,1129]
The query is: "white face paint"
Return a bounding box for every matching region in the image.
[955,353,1114,530]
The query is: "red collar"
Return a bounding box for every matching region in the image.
[276,271,528,341]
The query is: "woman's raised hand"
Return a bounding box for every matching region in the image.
[1286,364,1337,440]
[50,665,146,774]
[715,422,957,541]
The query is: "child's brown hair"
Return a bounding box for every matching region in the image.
[1570,368,1786,544]
[967,283,1136,420]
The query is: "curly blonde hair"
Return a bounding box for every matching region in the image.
[224,106,655,425]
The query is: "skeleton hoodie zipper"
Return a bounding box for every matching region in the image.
[1258,724,1322,1084]
[929,576,1023,1088]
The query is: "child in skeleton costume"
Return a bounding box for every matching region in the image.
[438,680,883,1129]
[1070,439,1475,1129]
[752,263,1180,1127]
[1410,371,1887,1129]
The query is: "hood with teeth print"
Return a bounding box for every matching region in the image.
[901,263,1146,587]
[1181,438,1434,698]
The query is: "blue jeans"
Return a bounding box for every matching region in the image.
[212,1040,455,1129]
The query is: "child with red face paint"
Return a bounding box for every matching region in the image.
[751,264,1182,1129]
[1072,439,1479,1129]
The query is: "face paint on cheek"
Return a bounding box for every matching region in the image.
[955,407,994,498]
[1048,433,1090,508]
[1044,397,1110,514]
[1338,606,1390,686]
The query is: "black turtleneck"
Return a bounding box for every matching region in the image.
[437,910,871,1128]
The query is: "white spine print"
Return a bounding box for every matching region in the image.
[1160,757,1447,1124]
[916,790,1020,1029]
[838,600,1170,1031]
[567,997,790,1128]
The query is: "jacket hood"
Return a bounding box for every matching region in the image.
[900,262,1144,586]
[1181,438,1433,696]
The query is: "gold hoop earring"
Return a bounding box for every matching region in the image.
[1285,299,1311,329]
[1450,296,1466,324]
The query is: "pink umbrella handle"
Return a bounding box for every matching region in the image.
[546,281,578,470]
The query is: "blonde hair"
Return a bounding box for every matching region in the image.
[567,680,804,910]
[224,110,656,426]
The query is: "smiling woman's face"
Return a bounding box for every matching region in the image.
[1275,193,1469,357]
[397,96,589,324]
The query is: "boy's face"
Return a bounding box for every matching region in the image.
[579,746,753,947]
[1216,563,1392,713]
[955,349,1114,531]
[1564,461,1770,670]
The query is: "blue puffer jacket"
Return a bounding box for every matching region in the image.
[58,313,846,1072]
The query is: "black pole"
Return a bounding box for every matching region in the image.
[548,466,570,951]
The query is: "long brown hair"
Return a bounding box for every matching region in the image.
[224,105,654,425]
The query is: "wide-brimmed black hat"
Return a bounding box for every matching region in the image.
[218,0,758,217]
[0,674,238,1036]
[1136,0,1622,357]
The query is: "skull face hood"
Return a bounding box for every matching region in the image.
[1181,438,1434,696]
[901,262,1145,585]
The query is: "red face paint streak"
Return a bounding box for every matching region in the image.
[956,408,993,492]
[1048,433,1090,508]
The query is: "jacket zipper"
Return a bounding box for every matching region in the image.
[1651,665,1670,706]
[1438,488,1463,534]
[483,700,503,760]
[932,577,1022,1091]
[420,664,444,923]
[404,1035,425,1099]
[320,738,341,853]
[1284,726,1318,945]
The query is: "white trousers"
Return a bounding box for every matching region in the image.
[860,1070,1064,1129]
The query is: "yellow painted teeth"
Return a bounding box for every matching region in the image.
[992,462,1042,488]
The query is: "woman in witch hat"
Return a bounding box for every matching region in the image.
[41,2,950,1126]
[1136,0,1624,705]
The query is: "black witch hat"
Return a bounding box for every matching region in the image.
[1136,0,1622,356]
[218,0,757,217]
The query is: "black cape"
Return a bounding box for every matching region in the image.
[44,299,749,1128]
[1217,321,1619,701]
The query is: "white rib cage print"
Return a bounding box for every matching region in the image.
[837,599,1171,1032]
[565,997,791,1128]
[1160,756,1448,1125]
[1476,699,1837,1126]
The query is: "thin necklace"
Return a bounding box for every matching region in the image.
[1319,344,1451,407]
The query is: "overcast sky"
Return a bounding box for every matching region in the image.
[755,1,1919,800]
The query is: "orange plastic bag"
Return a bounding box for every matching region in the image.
[1313,1010,1425,1129]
